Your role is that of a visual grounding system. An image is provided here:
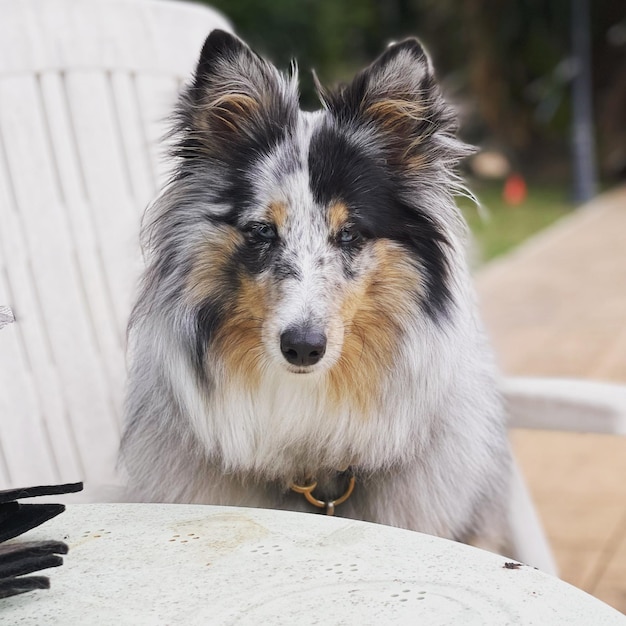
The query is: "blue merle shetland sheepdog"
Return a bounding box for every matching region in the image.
[121,30,513,551]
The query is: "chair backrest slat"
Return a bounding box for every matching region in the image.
[109,70,157,208]
[133,74,182,189]
[0,0,231,496]
[63,70,143,337]
[0,73,122,487]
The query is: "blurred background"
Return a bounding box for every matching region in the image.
[204,0,626,263]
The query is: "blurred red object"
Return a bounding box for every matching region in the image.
[503,174,527,205]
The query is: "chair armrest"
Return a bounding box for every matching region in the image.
[506,455,559,575]
[503,377,626,435]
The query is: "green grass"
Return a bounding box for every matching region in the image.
[458,182,574,264]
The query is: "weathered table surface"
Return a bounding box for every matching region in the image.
[3,503,625,625]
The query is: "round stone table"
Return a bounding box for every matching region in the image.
[3,504,625,625]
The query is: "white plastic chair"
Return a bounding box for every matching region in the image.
[503,377,626,575]
[1,0,624,579]
[0,0,231,498]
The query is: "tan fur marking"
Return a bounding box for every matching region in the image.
[194,92,260,135]
[215,276,267,390]
[366,99,435,170]
[366,98,427,131]
[405,153,428,171]
[186,229,267,389]
[327,201,350,234]
[328,241,421,415]
[267,201,288,230]
[186,229,242,306]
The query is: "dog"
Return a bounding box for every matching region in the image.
[120,29,513,552]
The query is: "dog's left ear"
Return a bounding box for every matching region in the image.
[320,39,467,167]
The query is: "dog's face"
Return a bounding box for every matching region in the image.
[145,31,471,411]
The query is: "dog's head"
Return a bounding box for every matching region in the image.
[142,30,472,410]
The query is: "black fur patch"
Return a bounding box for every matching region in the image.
[194,296,228,372]
[191,244,241,372]
[232,238,277,277]
[308,123,452,319]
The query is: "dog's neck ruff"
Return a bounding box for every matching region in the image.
[290,469,356,516]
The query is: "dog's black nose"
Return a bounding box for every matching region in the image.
[280,327,327,367]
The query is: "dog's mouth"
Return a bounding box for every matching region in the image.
[284,365,318,375]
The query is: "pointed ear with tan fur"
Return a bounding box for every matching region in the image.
[181,30,298,155]
[319,39,470,169]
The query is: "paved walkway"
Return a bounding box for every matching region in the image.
[475,185,626,613]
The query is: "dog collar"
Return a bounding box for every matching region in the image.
[290,469,356,516]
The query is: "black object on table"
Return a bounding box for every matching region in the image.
[0,482,83,598]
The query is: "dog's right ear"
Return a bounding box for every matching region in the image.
[183,30,297,153]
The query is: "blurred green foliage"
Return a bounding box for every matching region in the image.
[459,182,573,262]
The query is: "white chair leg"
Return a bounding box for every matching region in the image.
[507,455,559,576]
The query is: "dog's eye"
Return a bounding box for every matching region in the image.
[247,223,277,242]
[337,226,362,245]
